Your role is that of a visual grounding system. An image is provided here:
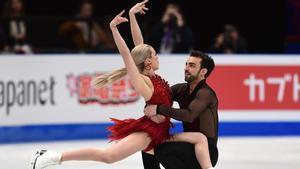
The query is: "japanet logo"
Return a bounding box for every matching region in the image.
[0,77,56,115]
[66,73,140,104]
[208,66,300,110]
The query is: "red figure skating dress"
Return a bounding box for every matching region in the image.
[107,74,173,151]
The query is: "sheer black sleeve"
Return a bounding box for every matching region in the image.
[157,88,213,123]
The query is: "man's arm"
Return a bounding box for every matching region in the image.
[157,88,213,123]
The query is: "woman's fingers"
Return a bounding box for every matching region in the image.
[141,0,148,5]
[139,6,149,14]
[137,0,149,14]
[117,10,125,17]
[119,17,128,23]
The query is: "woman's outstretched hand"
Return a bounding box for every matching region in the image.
[110,10,129,28]
[129,0,149,15]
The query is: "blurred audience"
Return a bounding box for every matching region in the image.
[147,3,194,54]
[0,23,5,52]
[2,0,32,54]
[210,24,247,54]
[58,0,116,53]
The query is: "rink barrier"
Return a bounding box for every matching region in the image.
[1,121,300,143]
[1,55,300,143]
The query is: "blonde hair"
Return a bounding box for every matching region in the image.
[92,44,153,88]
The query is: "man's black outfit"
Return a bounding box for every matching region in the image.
[142,80,219,169]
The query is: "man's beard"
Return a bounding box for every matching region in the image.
[184,70,200,83]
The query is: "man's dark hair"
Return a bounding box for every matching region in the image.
[189,50,215,78]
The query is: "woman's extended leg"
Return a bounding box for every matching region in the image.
[169,132,213,169]
[31,132,152,169]
[61,132,151,163]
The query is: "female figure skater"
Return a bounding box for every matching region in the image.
[30,1,214,169]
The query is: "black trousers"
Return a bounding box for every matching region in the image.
[142,139,218,169]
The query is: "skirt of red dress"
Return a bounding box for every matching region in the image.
[107,115,173,152]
